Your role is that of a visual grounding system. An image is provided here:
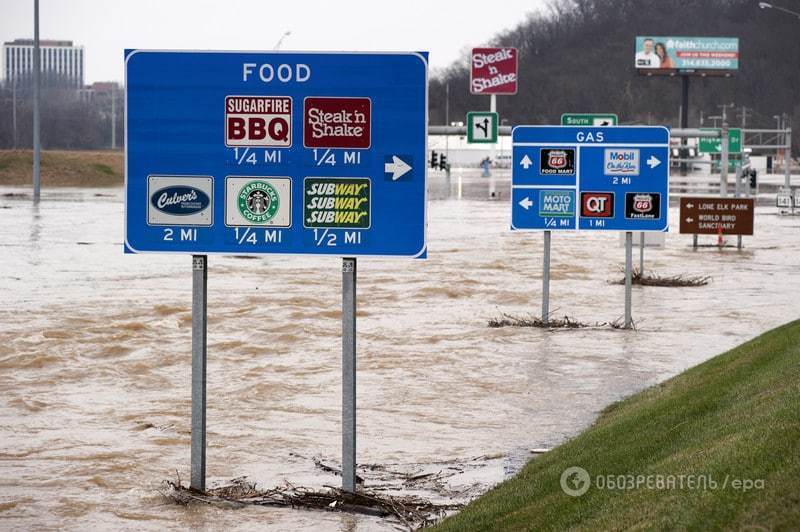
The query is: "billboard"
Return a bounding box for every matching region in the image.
[635,37,739,75]
[470,47,518,95]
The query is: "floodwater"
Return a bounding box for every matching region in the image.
[1,184,798,530]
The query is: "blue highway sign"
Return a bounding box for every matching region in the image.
[125,51,428,258]
[511,126,670,232]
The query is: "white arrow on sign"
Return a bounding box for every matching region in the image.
[519,197,533,210]
[384,156,412,180]
[520,155,533,169]
[685,217,694,223]
[647,155,661,169]
[686,203,694,209]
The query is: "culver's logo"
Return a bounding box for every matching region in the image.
[151,186,210,215]
[604,148,640,176]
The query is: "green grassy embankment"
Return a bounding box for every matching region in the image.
[434,320,800,531]
[0,149,123,187]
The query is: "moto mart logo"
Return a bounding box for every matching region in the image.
[225,177,292,227]
[604,148,640,176]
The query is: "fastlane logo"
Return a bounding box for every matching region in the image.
[581,192,614,217]
[604,149,640,176]
[225,95,292,147]
[625,192,660,219]
[540,148,575,175]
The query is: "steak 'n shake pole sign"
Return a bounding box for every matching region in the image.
[470,47,518,95]
[125,51,428,258]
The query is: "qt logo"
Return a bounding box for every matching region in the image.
[581,192,614,217]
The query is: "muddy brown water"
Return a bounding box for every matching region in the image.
[1,187,798,530]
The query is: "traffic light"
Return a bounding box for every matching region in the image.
[748,168,757,189]
[439,154,448,171]
[430,150,439,169]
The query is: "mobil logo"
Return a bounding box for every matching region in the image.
[581,192,614,217]
[604,148,640,176]
[151,185,210,215]
[225,95,292,147]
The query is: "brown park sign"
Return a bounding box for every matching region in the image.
[680,197,754,235]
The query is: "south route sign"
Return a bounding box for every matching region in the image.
[125,50,428,258]
[470,47,518,95]
[511,126,670,232]
[561,113,619,126]
[679,197,754,235]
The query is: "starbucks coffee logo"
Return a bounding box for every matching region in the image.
[237,180,280,223]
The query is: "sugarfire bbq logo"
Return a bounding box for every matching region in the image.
[540,148,575,175]
[237,180,280,223]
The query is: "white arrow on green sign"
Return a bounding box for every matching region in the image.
[699,128,742,154]
[561,113,618,126]
[466,111,498,143]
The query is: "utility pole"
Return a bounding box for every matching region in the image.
[33,0,41,203]
[111,88,116,150]
[12,80,17,149]
[738,105,751,128]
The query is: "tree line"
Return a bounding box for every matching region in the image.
[430,0,799,152]
[0,77,121,150]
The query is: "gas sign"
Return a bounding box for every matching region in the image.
[511,126,670,232]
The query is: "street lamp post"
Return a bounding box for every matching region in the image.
[273,31,291,51]
[759,2,800,19]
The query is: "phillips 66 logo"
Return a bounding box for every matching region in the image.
[540,148,575,175]
[625,192,660,219]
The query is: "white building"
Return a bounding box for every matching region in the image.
[3,38,84,88]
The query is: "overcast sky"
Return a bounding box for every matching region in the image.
[0,0,546,83]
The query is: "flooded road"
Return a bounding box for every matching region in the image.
[1,187,799,530]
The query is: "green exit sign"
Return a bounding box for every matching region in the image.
[561,113,618,126]
[699,128,742,154]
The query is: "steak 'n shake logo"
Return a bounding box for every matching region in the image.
[304,97,371,149]
[604,149,640,175]
[540,148,575,175]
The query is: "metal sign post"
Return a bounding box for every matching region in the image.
[32,0,41,203]
[541,231,551,323]
[489,94,497,199]
[639,232,645,274]
[190,255,207,491]
[125,51,428,496]
[624,232,633,328]
[720,124,730,197]
[341,258,357,493]
[511,126,669,327]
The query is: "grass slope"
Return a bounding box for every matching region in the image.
[434,320,800,531]
[0,149,123,187]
